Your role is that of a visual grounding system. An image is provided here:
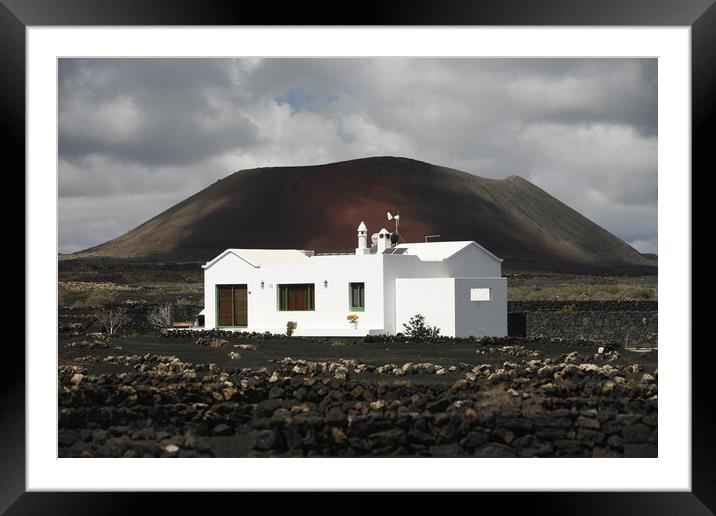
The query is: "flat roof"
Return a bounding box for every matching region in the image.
[204,240,502,268]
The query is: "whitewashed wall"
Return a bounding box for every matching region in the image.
[382,255,450,334]
[202,242,505,337]
[448,244,502,277]
[203,253,384,334]
[395,278,456,336]
[203,252,253,331]
[453,277,508,337]
[394,276,507,338]
[381,244,503,334]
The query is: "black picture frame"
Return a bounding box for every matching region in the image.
[5,0,712,513]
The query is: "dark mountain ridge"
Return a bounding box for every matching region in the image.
[76,156,656,274]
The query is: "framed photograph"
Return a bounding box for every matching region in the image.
[7,0,713,512]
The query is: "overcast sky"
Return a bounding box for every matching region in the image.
[58,58,657,254]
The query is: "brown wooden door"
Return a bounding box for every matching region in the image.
[217,286,234,326]
[233,285,248,326]
[217,285,248,327]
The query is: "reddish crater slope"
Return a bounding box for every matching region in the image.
[77,157,656,274]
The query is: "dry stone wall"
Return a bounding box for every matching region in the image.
[507,301,657,349]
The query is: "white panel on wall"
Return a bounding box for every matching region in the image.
[470,287,491,301]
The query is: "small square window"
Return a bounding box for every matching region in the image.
[470,288,491,301]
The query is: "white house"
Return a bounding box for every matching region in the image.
[200,221,507,337]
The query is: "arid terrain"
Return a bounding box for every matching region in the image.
[59,331,657,458]
[58,257,657,458]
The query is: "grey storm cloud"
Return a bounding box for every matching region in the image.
[58,58,657,254]
[59,59,261,166]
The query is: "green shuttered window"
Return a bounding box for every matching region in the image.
[278,284,315,311]
[350,282,365,311]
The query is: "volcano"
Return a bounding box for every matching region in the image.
[76,156,656,274]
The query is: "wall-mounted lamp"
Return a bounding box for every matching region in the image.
[260,281,265,289]
[324,280,328,289]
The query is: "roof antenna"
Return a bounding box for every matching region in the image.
[387,211,402,242]
[424,234,441,242]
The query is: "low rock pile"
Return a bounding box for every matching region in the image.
[63,338,111,350]
[366,335,622,349]
[195,336,230,348]
[58,322,90,336]
[165,329,283,340]
[59,347,657,458]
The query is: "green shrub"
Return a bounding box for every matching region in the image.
[402,314,440,338]
[286,321,297,337]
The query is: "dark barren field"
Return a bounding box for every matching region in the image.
[57,257,657,458]
[59,332,658,458]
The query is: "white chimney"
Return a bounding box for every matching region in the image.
[376,227,393,253]
[356,221,369,255]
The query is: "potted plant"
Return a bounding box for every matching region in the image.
[347,314,359,329]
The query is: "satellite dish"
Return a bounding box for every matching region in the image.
[371,233,379,245]
[387,212,393,220]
